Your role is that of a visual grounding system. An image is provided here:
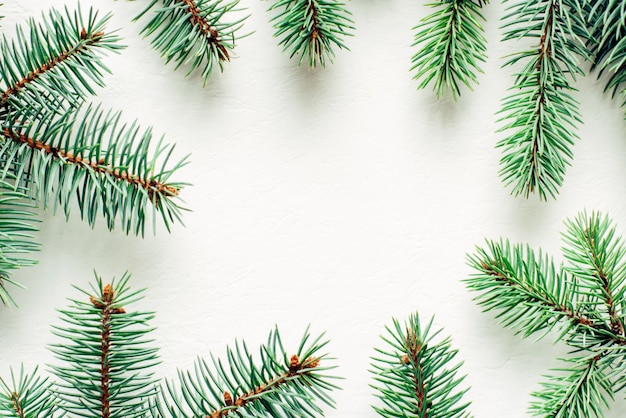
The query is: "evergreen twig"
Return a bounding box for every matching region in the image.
[269,0,354,68]
[0,366,59,417]
[370,312,473,418]
[136,0,249,84]
[157,326,338,417]
[411,0,489,99]
[496,0,587,200]
[467,210,626,417]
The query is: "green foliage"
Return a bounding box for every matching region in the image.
[2,104,187,235]
[0,273,338,417]
[496,0,587,200]
[0,181,39,306]
[0,366,59,417]
[467,211,626,417]
[370,312,472,418]
[0,5,121,116]
[136,0,249,84]
[581,0,626,112]
[411,0,488,99]
[0,4,188,305]
[49,272,158,418]
[158,327,337,417]
[269,0,354,68]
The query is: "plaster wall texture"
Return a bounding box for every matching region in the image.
[1,0,626,416]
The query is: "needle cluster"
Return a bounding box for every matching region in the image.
[0,4,188,305]
[467,211,626,417]
[0,273,339,418]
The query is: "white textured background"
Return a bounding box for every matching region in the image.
[2,0,626,416]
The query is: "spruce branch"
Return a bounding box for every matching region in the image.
[269,0,354,68]
[136,0,249,84]
[0,366,58,417]
[1,104,188,235]
[370,312,473,418]
[49,272,159,418]
[581,0,626,113]
[467,210,626,416]
[496,0,587,200]
[0,5,121,117]
[0,180,39,307]
[530,354,613,418]
[158,326,338,417]
[2,273,340,417]
[411,0,489,99]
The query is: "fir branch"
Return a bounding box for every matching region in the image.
[497,0,587,200]
[269,0,354,68]
[411,0,489,99]
[0,5,121,116]
[530,354,613,418]
[0,366,58,417]
[158,327,338,417]
[562,211,626,336]
[580,0,626,111]
[370,312,472,418]
[466,239,600,339]
[468,211,626,416]
[0,104,188,236]
[0,180,39,307]
[136,0,249,84]
[49,272,158,418]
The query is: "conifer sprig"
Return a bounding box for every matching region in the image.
[411,0,489,99]
[1,104,188,235]
[1,273,339,417]
[466,210,626,417]
[136,0,249,84]
[158,326,337,417]
[0,366,59,417]
[582,0,626,112]
[49,272,158,418]
[0,5,120,117]
[497,0,587,200]
[370,312,473,418]
[269,0,354,68]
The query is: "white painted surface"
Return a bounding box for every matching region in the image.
[1,0,626,416]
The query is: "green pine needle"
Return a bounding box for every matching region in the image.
[0,5,121,117]
[136,0,249,84]
[157,326,338,417]
[496,0,587,200]
[0,366,58,417]
[370,312,473,418]
[411,0,489,99]
[269,0,354,68]
[530,354,613,417]
[467,210,626,417]
[0,180,39,307]
[49,272,159,418]
[1,104,188,236]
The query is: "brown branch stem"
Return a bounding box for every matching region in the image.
[528,1,557,191]
[10,391,24,418]
[206,354,321,418]
[306,0,321,56]
[1,127,179,199]
[402,330,429,418]
[178,0,230,60]
[481,261,599,329]
[583,229,625,336]
[90,284,125,418]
